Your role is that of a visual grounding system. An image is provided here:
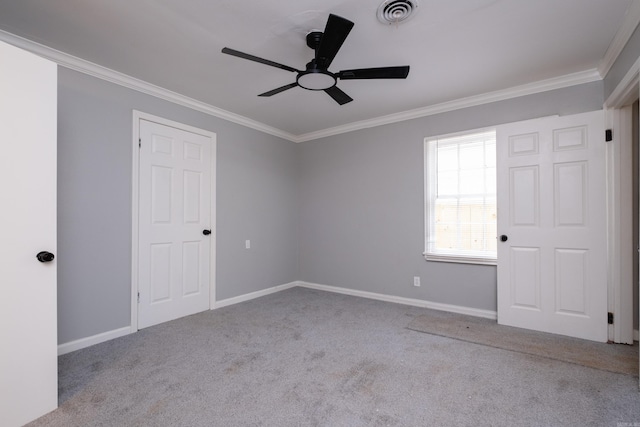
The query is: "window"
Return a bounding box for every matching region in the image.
[424,129,497,264]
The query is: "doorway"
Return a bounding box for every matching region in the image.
[131,111,217,330]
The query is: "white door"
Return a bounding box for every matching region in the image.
[0,42,58,426]
[496,111,607,342]
[138,119,213,329]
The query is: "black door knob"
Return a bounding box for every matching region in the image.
[500,235,508,242]
[202,229,211,236]
[36,251,55,262]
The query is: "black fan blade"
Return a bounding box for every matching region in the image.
[316,14,354,69]
[324,85,353,105]
[222,47,299,73]
[338,66,410,80]
[258,83,298,97]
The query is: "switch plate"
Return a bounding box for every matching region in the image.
[245,240,250,249]
[413,276,420,287]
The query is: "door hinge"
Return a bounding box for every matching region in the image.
[137,292,140,304]
[605,129,613,142]
[607,312,614,324]
[138,138,141,148]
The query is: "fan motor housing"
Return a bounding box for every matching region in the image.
[306,31,323,50]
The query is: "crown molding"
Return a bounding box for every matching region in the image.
[604,54,640,109]
[598,0,640,78]
[0,29,604,144]
[295,69,602,142]
[0,30,298,142]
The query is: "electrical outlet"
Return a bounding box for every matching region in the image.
[413,276,420,287]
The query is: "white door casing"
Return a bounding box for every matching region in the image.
[0,42,58,426]
[496,111,607,342]
[136,116,215,329]
[605,105,634,344]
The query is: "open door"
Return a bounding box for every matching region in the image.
[496,111,607,342]
[0,42,58,425]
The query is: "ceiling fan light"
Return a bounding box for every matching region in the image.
[297,71,336,90]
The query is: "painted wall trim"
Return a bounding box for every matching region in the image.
[0,29,603,144]
[58,326,132,356]
[605,106,636,345]
[213,282,298,309]
[604,55,640,109]
[214,280,496,319]
[57,280,500,354]
[295,69,601,142]
[297,281,498,320]
[598,0,640,78]
[0,30,297,143]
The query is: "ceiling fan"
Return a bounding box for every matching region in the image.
[221,14,410,105]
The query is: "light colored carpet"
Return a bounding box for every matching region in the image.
[27,287,640,427]
[407,312,638,376]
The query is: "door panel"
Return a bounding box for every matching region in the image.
[497,111,607,342]
[510,247,540,309]
[510,166,539,226]
[554,162,587,226]
[554,249,587,314]
[138,119,213,329]
[0,41,58,426]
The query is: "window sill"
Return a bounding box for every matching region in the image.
[423,253,497,266]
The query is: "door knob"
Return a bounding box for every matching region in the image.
[36,251,55,262]
[500,235,508,242]
[202,229,211,236]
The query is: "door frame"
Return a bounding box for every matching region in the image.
[603,58,640,344]
[604,58,639,345]
[605,105,635,345]
[131,110,217,332]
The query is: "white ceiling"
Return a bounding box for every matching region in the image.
[0,0,635,138]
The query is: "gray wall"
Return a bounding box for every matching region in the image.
[298,82,604,312]
[57,68,298,344]
[57,61,626,345]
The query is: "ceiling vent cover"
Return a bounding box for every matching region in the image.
[377,0,418,25]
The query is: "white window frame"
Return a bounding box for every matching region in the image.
[424,128,497,265]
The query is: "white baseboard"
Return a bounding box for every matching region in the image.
[215,280,498,320]
[213,281,298,309]
[296,281,498,320]
[56,282,299,355]
[55,280,506,355]
[57,281,633,354]
[58,326,133,356]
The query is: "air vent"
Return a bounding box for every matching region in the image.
[377,0,418,25]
